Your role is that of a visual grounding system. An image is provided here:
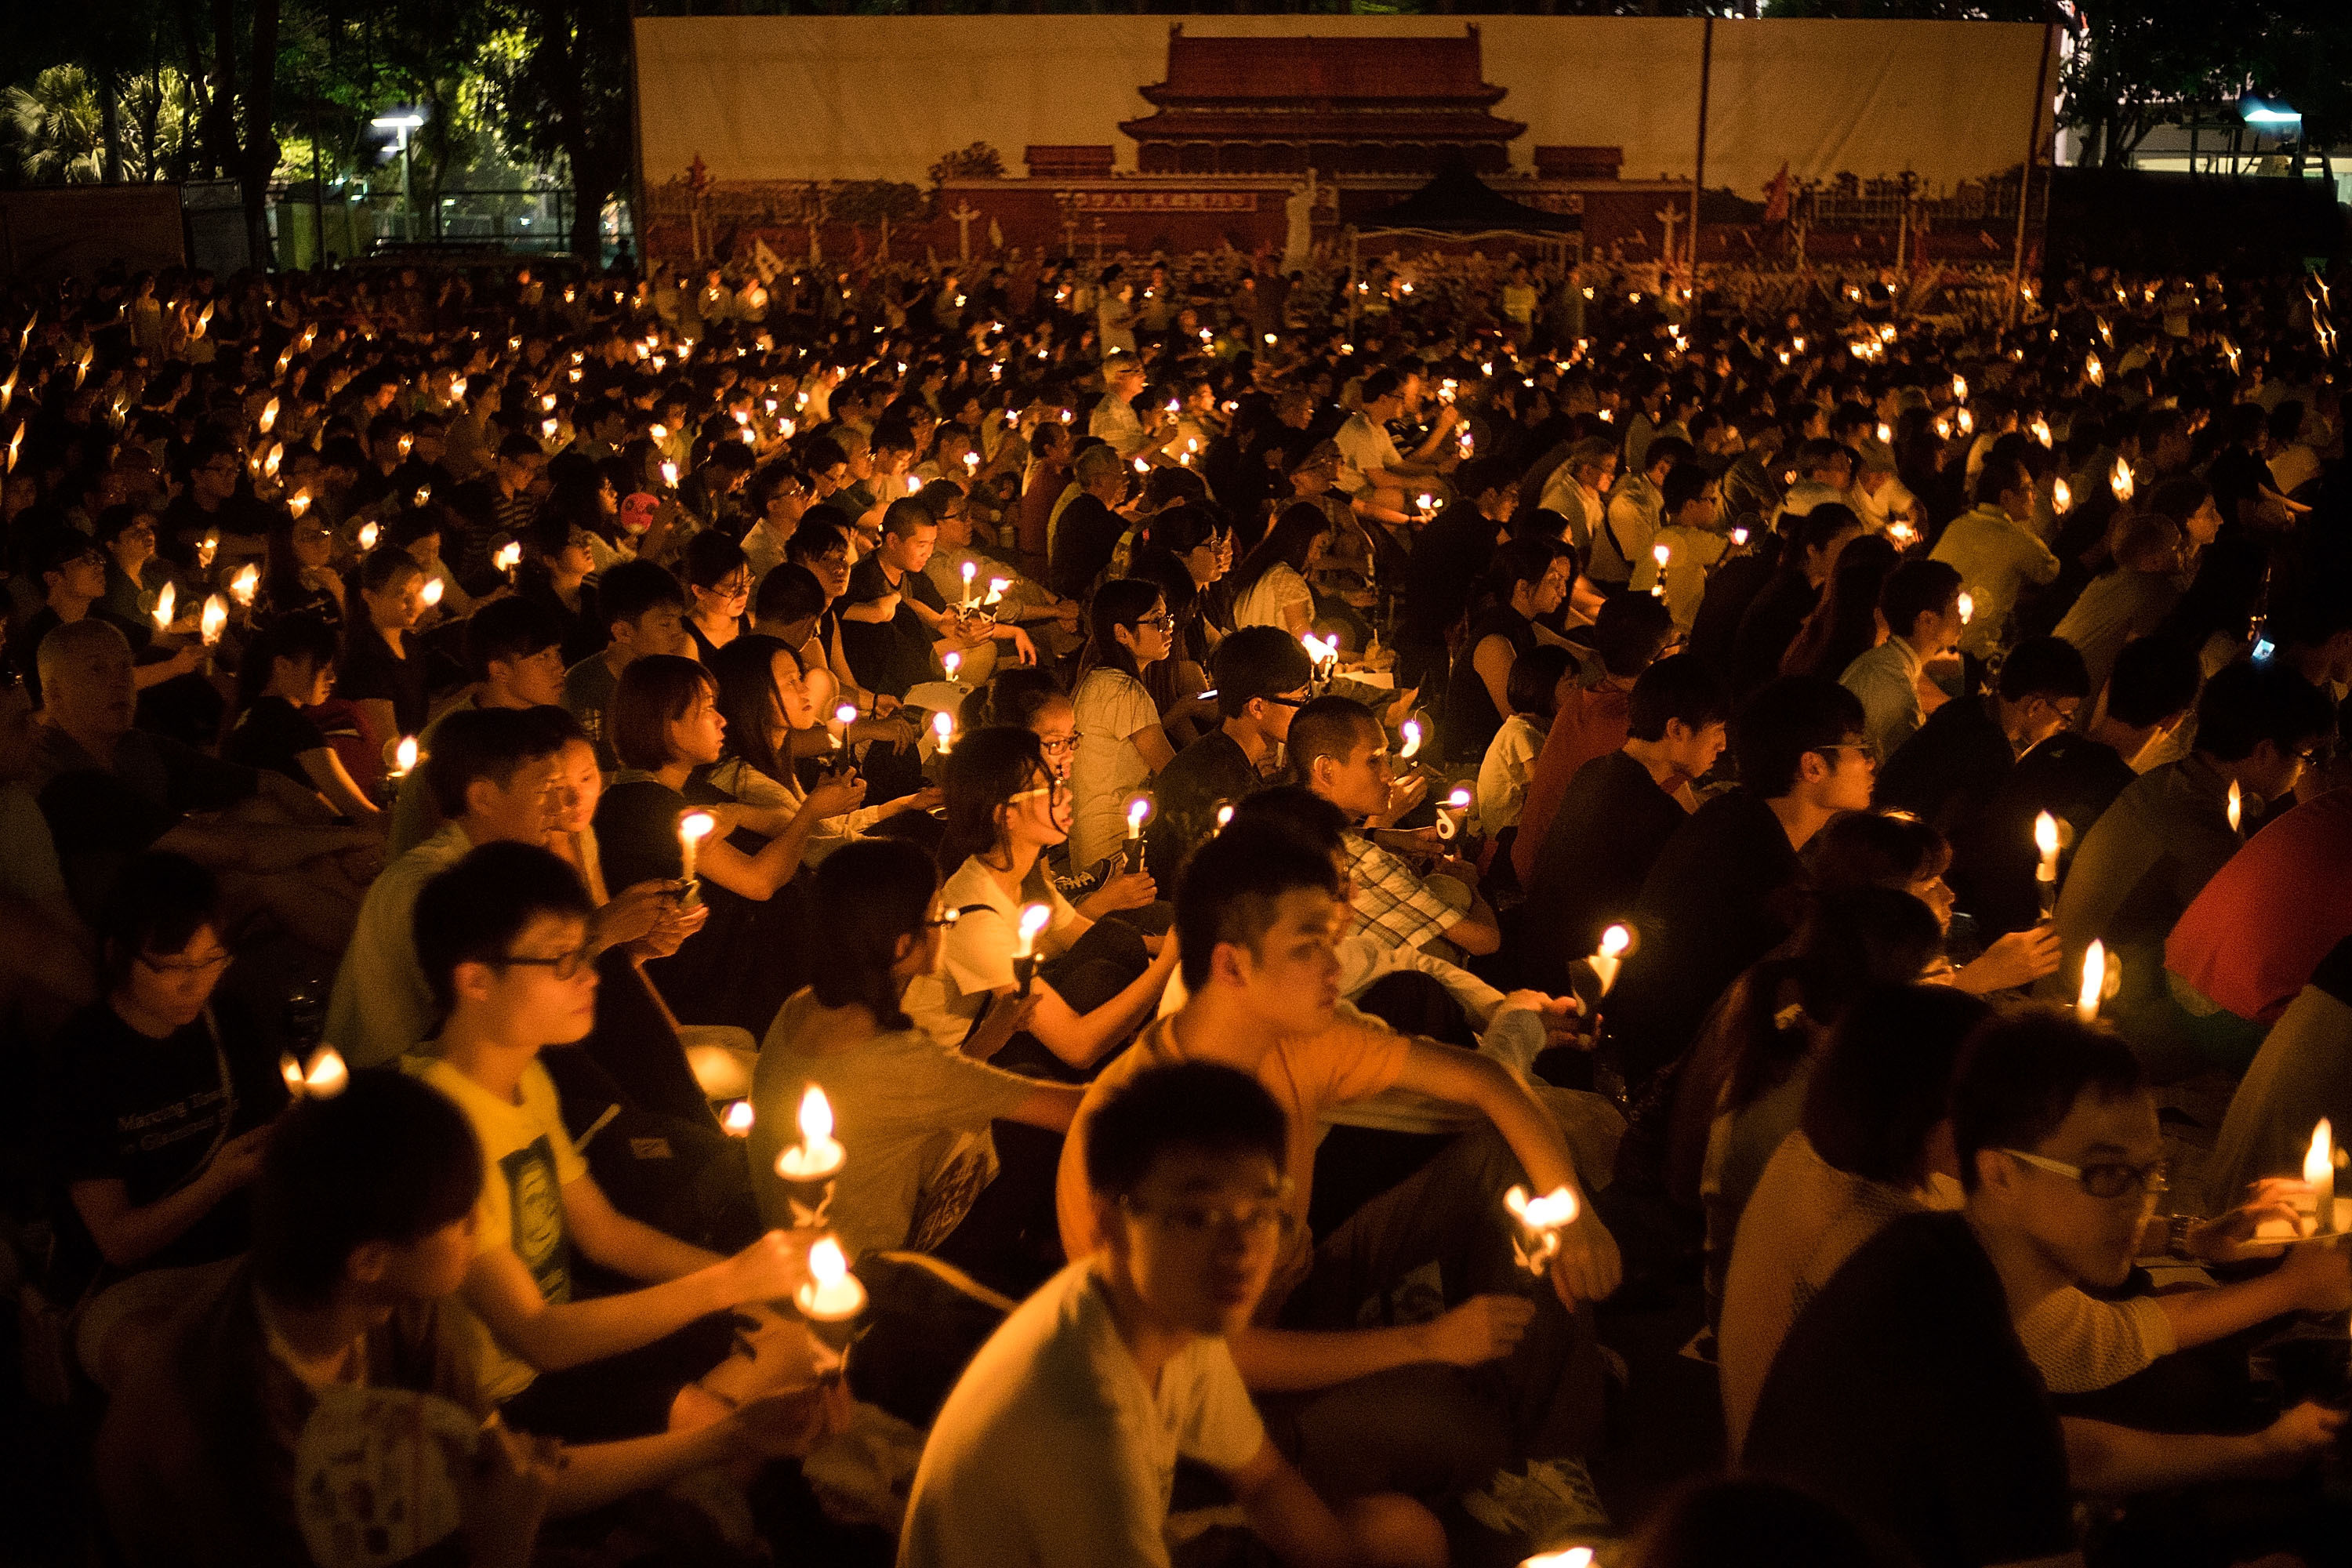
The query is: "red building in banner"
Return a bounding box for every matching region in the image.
[1119,27,1524,177]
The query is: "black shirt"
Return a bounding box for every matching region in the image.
[1444,605,1536,764]
[1963,731,2136,937]
[1519,750,1686,994]
[839,554,942,699]
[1876,691,2019,891]
[1747,1212,2074,1568]
[47,997,287,1289]
[1686,553,1774,682]
[337,627,431,739]
[1730,573,1820,701]
[1606,789,1804,1083]
[1051,493,1124,602]
[1146,727,1269,886]
[594,775,703,889]
[222,695,328,792]
[1398,510,1502,651]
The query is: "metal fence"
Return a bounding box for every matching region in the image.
[267,186,631,267]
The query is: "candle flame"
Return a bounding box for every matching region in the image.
[419,577,445,608]
[833,702,858,726]
[2227,782,2241,834]
[2085,352,2103,387]
[1957,591,1974,626]
[1127,797,1152,833]
[1504,1183,1580,1230]
[298,1045,348,1099]
[679,810,717,849]
[259,397,279,433]
[2110,457,2134,503]
[2053,477,2072,514]
[1446,786,1473,809]
[358,521,380,550]
[152,581,176,630]
[932,711,954,746]
[2077,940,2107,1022]
[1951,375,1968,402]
[799,1085,834,1145]
[230,564,259,607]
[1599,924,1632,960]
[1019,904,1053,943]
[942,652,961,681]
[722,1100,754,1135]
[986,578,1011,606]
[200,595,227,645]
[2304,1120,2334,1191]
[493,541,521,575]
[1399,720,1422,760]
[661,461,679,487]
[1215,804,1235,829]
[808,1236,848,1288]
[394,735,419,774]
[1522,1550,1595,1568]
[2035,811,2060,859]
[1652,542,1671,568]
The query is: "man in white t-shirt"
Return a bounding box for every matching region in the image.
[1334,369,1454,531]
[899,1059,1445,1568]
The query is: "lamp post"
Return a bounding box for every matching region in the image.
[372,112,426,241]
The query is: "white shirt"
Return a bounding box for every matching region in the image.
[1069,668,1162,869]
[902,856,1080,1054]
[898,1261,1265,1568]
[1332,412,1403,499]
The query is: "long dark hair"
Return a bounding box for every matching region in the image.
[1780,532,1896,681]
[809,838,938,1031]
[936,725,1050,872]
[1230,501,1330,603]
[708,633,797,786]
[1076,576,1164,687]
[227,612,340,736]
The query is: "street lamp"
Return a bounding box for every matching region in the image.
[372,112,426,239]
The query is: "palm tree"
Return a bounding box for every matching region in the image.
[5,66,106,185]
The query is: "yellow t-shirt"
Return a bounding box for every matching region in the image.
[1054,1014,1407,1317]
[407,1054,587,1403]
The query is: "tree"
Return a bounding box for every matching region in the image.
[5,67,107,185]
[481,0,632,259]
[2053,0,2248,169]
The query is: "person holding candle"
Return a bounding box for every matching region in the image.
[386,597,568,854]
[1444,537,1573,766]
[1836,557,1966,767]
[906,727,1178,1077]
[1628,464,1734,637]
[253,511,347,635]
[1927,455,2063,662]
[750,839,1083,1292]
[2049,660,2332,1077]
[222,614,382,822]
[906,1059,1447,1568]
[677,529,754,663]
[42,853,288,1385]
[839,499,1021,702]
[405,842,827,1445]
[336,545,434,751]
[920,477,1082,659]
[973,666,1160,924]
[7,530,195,713]
[1058,825,1619,1521]
[1748,1009,2348,1568]
[1068,579,1179,870]
[1228,500,1330,641]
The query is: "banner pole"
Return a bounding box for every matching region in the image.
[2008,20,2055,328]
[1690,15,1713,295]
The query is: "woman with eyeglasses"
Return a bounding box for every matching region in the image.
[750,838,1082,1292]
[906,728,1178,1077]
[593,654,830,1035]
[254,513,347,635]
[974,666,1159,924]
[45,853,287,1376]
[680,530,753,663]
[1067,578,1179,871]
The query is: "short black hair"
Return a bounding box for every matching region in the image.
[252,1071,483,1309]
[1174,820,1342,991]
[1877,559,1962,641]
[98,851,220,984]
[1209,626,1316,717]
[1951,1007,2146,1193]
[1661,461,1716,516]
[753,561,826,625]
[1285,695,1381,781]
[1733,676,1866,798]
[1593,591,1675,678]
[881,496,935,539]
[1225,784,1351,858]
[1507,644,1577,722]
[2195,659,2335,764]
[463,594,562,681]
[1083,1060,1289,1200]
[1805,984,1992,1187]
[2105,636,2200,729]
[594,558,686,637]
[1995,636,2089,705]
[1626,653,1730,742]
[420,705,565,822]
[412,841,596,1020]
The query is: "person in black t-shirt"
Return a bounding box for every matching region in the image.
[1049,443,1131,602]
[338,546,435,749]
[1517,655,1727,995]
[1723,507,1863,701]
[223,613,382,821]
[1145,626,1312,886]
[839,499,1016,701]
[45,853,287,1299]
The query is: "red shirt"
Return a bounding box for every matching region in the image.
[1513,677,1636,885]
[2166,788,2352,1023]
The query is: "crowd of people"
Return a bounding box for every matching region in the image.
[2,240,2350,1568]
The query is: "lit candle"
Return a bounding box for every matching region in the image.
[1951,375,1968,403]
[1503,1184,1579,1276]
[1875,422,1893,445]
[2053,477,2072,514]
[1521,1550,1594,1568]
[2303,1119,2336,1236]
[1215,804,1235,830]
[390,735,419,781]
[961,560,978,608]
[678,809,717,886]
[2227,782,2242,835]
[1957,591,1974,626]
[259,397,280,434]
[1014,902,1052,996]
[931,710,955,755]
[492,541,522,581]
[829,701,857,752]
[151,580,177,632]
[358,521,379,551]
[776,1086,846,1181]
[278,1044,350,1101]
[985,578,1010,608]
[200,595,227,647]
[230,563,260,608]
[2085,352,2104,387]
[661,460,679,488]
[1124,796,1152,873]
[1650,542,1670,598]
[1399,719,1423,761]
[909,474,925,494]
[2030,416,2053,448]
[2110,457,2134,503]
[797,1237,867,1323]
[2034,812,2061,920]
[2076,939,2107,1023]
[412,483,432,509]
[942,651,962,684]
[289,491,310,521]
[1588,924,1632,996]
[721,1099,754,1136]
[1436,785,1473,841]
[419,577,445,610]
[540,419,558,441]
[1957,407,1975,436]
[1731,527,1750,547]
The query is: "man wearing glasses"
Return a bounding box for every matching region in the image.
[1146,628,1313,886]
[159,435,270,572]
[1748,1010,2347,1568]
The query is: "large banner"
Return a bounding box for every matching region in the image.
[633,14,2053,269]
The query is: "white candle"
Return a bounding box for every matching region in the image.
[661,460,679,488]
[2304,1119,2335,1236]
[200,595,227,647]
[932,711,955,755]
[776,1086,846,1181]
[830,701,857,752]
[2076,939,2107,1023]
[942,651,962,684]
[797,1237,867,1323]
[678,810,717,883]
[1589,924,1632,996]
[2034,812,2060,916]
[1437,786,1473,840]
[1126,797,1152,840]
[721,1100,753,1137]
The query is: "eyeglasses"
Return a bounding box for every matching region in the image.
[1129,614,1178,633]
[137,950,233,978]
[1037,735,1080,756]
[1120,1194,1298,1243]
[494,945,596,981]
[1817,741,1880,766]
[1261,695,1308,710]
[1999,1148,2170,1201]
[1009,776,1066,805]
[923,908,962,930]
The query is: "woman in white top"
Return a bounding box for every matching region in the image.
[751,837,1080,1285]
[1228,503,1328,637]
[902,728,1178,1074]
[1066,579,1177,870]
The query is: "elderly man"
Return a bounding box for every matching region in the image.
[1048,441,1134,603]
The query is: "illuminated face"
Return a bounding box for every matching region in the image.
[551,739,603,836]
[1315,731,1394,821]
[121,924,232,1030]
[502,644,567,709]
[768,648,818,732]
[1104,1148,1289,1340]
[1230,887,1345,1036]
[1031,699,1080,782]
[1997,1087,2165,1290]
[668,683,727,768]
[484,912,600,1047]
